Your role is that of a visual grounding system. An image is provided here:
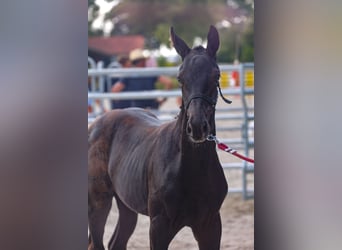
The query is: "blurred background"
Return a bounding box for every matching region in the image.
[88,0,254,66]
[1,0,341,249]
[87,2,255,249]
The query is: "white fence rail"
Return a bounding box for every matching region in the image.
[88,62,254,199]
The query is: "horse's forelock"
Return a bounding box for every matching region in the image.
[193,46,206,52]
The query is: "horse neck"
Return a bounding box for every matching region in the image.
[176,108,218,172]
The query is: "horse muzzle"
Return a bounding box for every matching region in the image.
[186,119,210,143]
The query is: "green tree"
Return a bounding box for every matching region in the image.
[88,0,254,62]
[240,22,254,62]
[217,1,254,62]
[88,0,99,36]
[109,2,224,48]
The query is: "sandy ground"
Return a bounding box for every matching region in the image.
[91,95,254,249]
[103,193,254,250]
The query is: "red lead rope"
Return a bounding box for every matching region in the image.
[207,135,255,164]
[217,143,254,163]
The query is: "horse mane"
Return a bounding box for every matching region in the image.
[193,46,206,53]
[191,45,218,62]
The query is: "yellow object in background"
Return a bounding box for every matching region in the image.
[245,70,254,87]
[220,70,254,88]
[220,72,229,88]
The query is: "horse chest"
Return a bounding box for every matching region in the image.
[159,169,227,224]
[185,178,225,209]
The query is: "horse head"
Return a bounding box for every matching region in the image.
[170,25,221,143]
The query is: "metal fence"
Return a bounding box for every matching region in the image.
[88,59,254,199]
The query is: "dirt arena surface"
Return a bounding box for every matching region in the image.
[96,171,255,250]
[91,96,254,249]
[103,193,254,250]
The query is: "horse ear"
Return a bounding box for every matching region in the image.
[170,26,190,60]
[206,25,220,58]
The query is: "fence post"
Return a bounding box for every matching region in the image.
[106,61,121,93]
[88,57,97,91]
[88,65,254,198]
[239,63,252,199]
[88,57,97,114]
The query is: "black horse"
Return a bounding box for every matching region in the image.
[88,25,228,250]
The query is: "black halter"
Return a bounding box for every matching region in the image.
[184,82,232,110]
[184,94,217,110]
[217,82,232,104]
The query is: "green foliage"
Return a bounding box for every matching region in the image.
[157,56,178,67]
[88,0,254,62]
[230,0,254,14]
[240,22,254,62]
[88,0,101,36]
[110,2,226,47]
[156,56,167,67]
[216,21,254,63]
[154,23,170,47]
[216,28,237,63]
[126,0,226,3]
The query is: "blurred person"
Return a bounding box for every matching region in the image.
[111,48,172,109]
[87,76,103,114]
[118,55,131,68]
[109,55,132,109]
[145,56,157,67]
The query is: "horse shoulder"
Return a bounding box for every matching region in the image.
[146,123,182,215]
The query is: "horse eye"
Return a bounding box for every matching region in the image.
[177,77,183,87]
[206,104,215,114]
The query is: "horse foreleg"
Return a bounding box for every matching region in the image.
[191,213,222,250]
[149,214,180,250]
[108,196,138,250]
